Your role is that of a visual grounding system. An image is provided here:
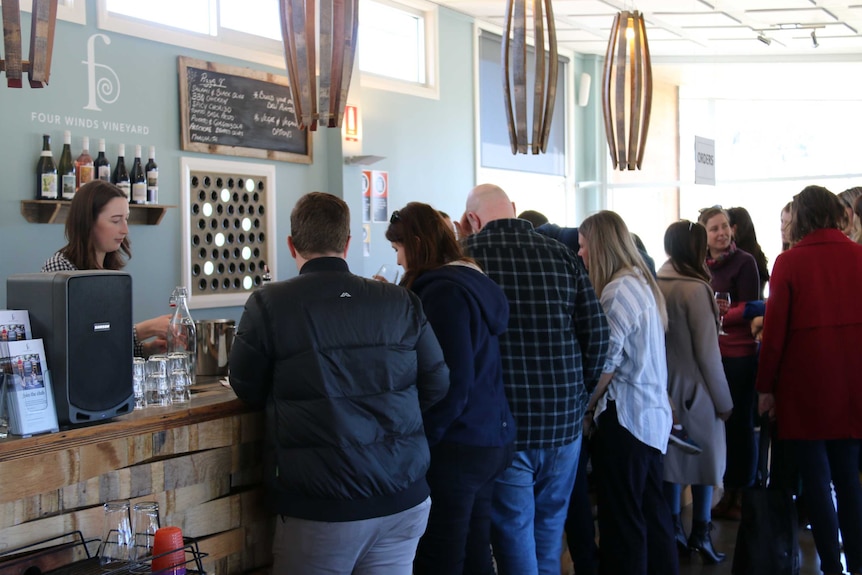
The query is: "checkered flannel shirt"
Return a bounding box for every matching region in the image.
[464,219,609,450]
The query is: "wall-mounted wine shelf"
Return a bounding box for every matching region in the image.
[20,200,174,225]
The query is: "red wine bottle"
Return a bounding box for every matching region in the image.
[58,131,76,200]
[112,144,131,201]
[75,136,94,190]
[145,146,158,204]
[94,138,111,182]
[130,145,146,204]
[36,134,58,200]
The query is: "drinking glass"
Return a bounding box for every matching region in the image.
[99,500,132,567]
[167,352,191,404]
[131,501,160,566]
[715,291,731,336]
[132,357,146,410]
[145,356,167,407]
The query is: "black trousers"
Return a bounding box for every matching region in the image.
[593,402,678,575]
[721,354,759,489]
[565,436,597,575]
[414,440,514,575]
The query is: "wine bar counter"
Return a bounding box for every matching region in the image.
[0,379,272,575]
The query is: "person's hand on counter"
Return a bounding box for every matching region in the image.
[137,314,171,341]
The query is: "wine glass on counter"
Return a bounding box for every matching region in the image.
[715,291,731,336]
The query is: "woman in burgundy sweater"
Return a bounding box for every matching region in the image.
[697,207,760,519]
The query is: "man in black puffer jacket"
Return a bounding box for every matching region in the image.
[230,192,450,574]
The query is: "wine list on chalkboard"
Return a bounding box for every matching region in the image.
[178,56,312,164]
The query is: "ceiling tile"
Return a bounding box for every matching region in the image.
[743,7,839,26]
[650,12,742,26]
[683,26,758,39]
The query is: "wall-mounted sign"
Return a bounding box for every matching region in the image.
[694,136,715,186]
[371,171,389,223]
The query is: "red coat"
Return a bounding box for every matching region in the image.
[756,228,862,440]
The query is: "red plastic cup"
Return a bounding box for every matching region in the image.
[151,526,186,575]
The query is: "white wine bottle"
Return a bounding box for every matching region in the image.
[145,146,158,204]
[58,131,76,200]
[94,138,111,182]
[112,144,131,201]
[36,134,58,200]
[130,145,146,204]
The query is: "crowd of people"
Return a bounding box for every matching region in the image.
[225,183,861,575]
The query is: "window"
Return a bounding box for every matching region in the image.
[3,0,86,25]
[98,0,285,69]
[358,0,438,99]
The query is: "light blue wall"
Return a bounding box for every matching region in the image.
[0,5,478,324]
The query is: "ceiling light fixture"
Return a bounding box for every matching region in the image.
[757,33,772,46]
[501,0,559,154]
[811,30,819,48]
[602,11,652,171]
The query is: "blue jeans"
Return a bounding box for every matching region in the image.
[490,437,581,575]
[663,482,714,523]
[272,498,431,575]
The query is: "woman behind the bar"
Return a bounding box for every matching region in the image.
[697,206,760,519]
[42,180,169,357]
[385,202,515,575]
[757,186,862,575]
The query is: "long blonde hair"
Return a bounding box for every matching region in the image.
[579,211,668,329]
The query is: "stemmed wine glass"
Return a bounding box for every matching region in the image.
[715,291,731,336]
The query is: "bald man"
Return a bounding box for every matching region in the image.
[460,184,609,575]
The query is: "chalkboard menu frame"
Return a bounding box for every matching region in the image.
[178,57,312,164]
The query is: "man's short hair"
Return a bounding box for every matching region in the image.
[290,192,351,255]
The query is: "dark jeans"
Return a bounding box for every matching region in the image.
[565,436,597,575]
[414,441,514,575]
[721,355,759,488]
[593,402,678,575]
[794,439,862,574]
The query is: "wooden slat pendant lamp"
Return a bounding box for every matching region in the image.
[279,0,359,131]
[501,0,558,154]
[602,10,652,170]
[1,0,58,88]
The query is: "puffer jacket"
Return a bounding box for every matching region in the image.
[229,257,449,521]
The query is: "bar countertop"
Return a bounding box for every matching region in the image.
[0,378,251,463]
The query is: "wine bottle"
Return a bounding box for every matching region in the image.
[112,144,131,201]
[145,146,158,205]
[36,134,58,200]
[58,131,76,200]
[94,138,111,182]
[130,145,146,204]
[75,136,95,190]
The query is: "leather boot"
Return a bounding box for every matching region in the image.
[688,520,726,564]
[672,514,690,554]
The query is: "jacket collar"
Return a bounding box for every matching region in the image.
[657,260,710,285]
[299,257,350,275]
[794,227,851,247]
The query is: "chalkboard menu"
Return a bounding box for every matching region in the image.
[178,57,312,164]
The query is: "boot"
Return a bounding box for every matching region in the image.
[688,520,726,564]
[672,514,690,554]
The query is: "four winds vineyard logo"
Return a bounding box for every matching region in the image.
[82,33,121,111]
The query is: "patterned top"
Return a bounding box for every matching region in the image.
[595,269,672,453]
[464,218,609,450]
[42,252,143,357]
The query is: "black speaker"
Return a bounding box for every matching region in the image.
[6,271,134,425]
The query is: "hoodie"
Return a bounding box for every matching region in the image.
[411,263,516,447]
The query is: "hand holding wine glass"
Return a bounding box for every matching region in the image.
[715,291,731,335]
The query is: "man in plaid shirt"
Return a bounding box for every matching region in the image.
[459,184,609,575]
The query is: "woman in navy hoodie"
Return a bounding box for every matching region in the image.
[386,202,515,575]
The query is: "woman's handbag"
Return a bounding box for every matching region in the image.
[731,416,801,575]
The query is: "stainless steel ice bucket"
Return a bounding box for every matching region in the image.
[195,319,235,376]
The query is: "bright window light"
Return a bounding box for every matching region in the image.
[220,0,281,41]
[359,0,424,84]
[105,0,216,35]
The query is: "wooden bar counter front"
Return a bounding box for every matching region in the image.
[0,380,272,574]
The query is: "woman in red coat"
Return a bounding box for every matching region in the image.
[757,185,862,575]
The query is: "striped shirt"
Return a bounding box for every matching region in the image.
[595,269,672,453]
[464,219,609,450]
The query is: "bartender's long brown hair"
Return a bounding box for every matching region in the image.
[61,181,131,270]
[385,202,476,289]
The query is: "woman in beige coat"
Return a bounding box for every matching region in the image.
[657,221,733,564]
